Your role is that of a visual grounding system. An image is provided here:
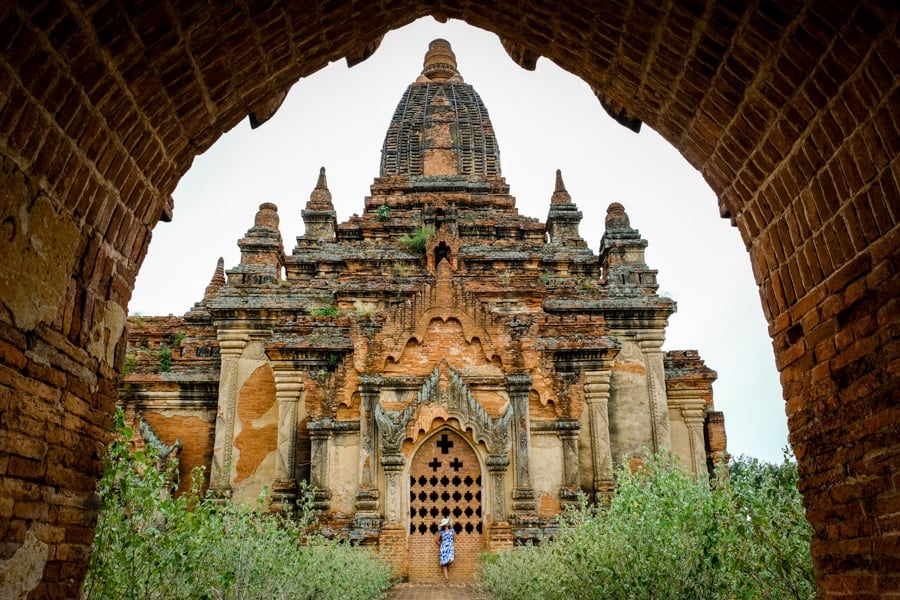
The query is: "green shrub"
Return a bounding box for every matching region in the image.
[170,332,186,348]
[398,226,434,253]
[375,205,390,222]
[479,451,814,600]
[120,352,138,377]
[158,345,172,373]
[85,409,392,600]
[311,305,339,318]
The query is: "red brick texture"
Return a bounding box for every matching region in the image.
[0,1,896,596]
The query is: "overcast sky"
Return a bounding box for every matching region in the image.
[130,18,788,463]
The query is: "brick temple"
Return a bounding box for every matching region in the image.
[120,39,727,581]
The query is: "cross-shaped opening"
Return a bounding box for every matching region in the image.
[436,433,454,454]
[428,457,442,472]
[449,457,463,471]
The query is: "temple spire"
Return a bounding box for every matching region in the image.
[302,167,338,240]
[204,257,226,298]
[306,167,334,211]
[550,169,572,205]
[546,169,583,245]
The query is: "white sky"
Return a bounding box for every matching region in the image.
[130,18,788,463]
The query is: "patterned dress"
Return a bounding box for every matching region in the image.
[439,528,455,566]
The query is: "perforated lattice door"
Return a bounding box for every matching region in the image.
[409,430,483,537]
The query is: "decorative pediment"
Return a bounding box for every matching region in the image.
[383,311,498,367]
[375,362,511,455]
[381,269,500,367]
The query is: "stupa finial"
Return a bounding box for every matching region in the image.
[420,39,462,82]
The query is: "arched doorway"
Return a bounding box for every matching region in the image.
[408,428,484,582]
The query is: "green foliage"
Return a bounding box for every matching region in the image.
[311,305,339,318]
[726,451,816,598]
[578,278,596,292]
[398,226,434,253]
[120,352,138,377]
[158,345,172,373]
[170,332,186,348]
[375,205,390,222]
[85,409,392,600]
[479,451,814,600]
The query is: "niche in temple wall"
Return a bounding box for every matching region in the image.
[531,430,563,516]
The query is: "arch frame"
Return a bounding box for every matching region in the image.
[0,1,896,595]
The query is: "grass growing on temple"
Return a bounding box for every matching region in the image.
[84,409,392,600]
[479,452,815,600]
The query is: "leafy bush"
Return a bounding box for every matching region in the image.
[85,409,392,600]
[726,454,816,598]
[479,451,814,600]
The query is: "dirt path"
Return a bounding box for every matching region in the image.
[383,582,491,599]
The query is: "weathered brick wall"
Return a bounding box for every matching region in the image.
[0,1,896,596]
[124,408,215,497]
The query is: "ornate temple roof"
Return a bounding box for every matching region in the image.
[380,39,501,179]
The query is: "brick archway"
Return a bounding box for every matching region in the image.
[0,1,896,596]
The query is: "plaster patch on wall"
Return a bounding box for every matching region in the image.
[531,431,559,448]
[231,451,276,504]
[330,442,360,514]
[87,301,126,366]
[0,530,48,600]
[252,399,278,428]
[0,171,80,332]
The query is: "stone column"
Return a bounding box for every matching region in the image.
[557,419,581,507]
[486,454,510,524]
[271,365,303,504]
[637,331,672,453]
[681,401,709,479]
[380,454,405,525]
[584,370,615,500]
[211,329,250,492]
[507,373,535,513]
[307,419,334,510]
[356,376,381,514]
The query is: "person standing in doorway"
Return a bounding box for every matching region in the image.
[437,516,455,583]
